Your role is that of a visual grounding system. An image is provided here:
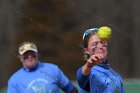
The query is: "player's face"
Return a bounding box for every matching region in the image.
[85,34,108,59]
[20,51,38,69]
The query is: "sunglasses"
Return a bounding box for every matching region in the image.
[22,52,37,60]
[82,28,98,40]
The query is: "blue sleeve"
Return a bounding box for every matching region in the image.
[78,86,89,93]
[8,79,18,93]
[121,83,125,93]
[56,66,74,93]
[120,78,125,93]
[115,70,125,93]
[111,68,125,93]
[76,67,90,92]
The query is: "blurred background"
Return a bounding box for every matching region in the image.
[0,0,140,92]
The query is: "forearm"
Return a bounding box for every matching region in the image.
[77,67,90,91]
[61,81,77,93]
[82,54,102,75]
[82,62,93,75]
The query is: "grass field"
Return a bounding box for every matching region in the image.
[1,79,140,93]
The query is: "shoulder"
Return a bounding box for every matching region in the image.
[90,65,110,76]
[8,68,23,83]
[91,65,101,73]
[39,62,64,77]
[39,62,59,68]
[38,62,60,71]
[110,68,123,78]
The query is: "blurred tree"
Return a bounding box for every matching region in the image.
[0,0,24,89]
[16,0,80,80]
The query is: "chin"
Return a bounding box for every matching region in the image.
[27,65,36,69]
[27,62,37,68]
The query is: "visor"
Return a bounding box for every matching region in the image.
[19,43,38,55]
[82,28,98,40]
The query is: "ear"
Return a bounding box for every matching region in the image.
[84,48,90,54]
[83,48,90,60]
[18,55,23,62]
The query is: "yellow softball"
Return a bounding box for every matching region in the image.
[97,26,112,41]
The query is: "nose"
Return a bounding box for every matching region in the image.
[28,55,33,59]
[26,54,35,59]
[97,42,103,48]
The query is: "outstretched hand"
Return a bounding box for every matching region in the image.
[86,54,104,67]
[82,52,105,75]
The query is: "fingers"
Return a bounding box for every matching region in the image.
[91,54,103,61]
[86,54,104,65]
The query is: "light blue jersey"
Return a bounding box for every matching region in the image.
[8,62,74,93]
[77,60,125,93]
